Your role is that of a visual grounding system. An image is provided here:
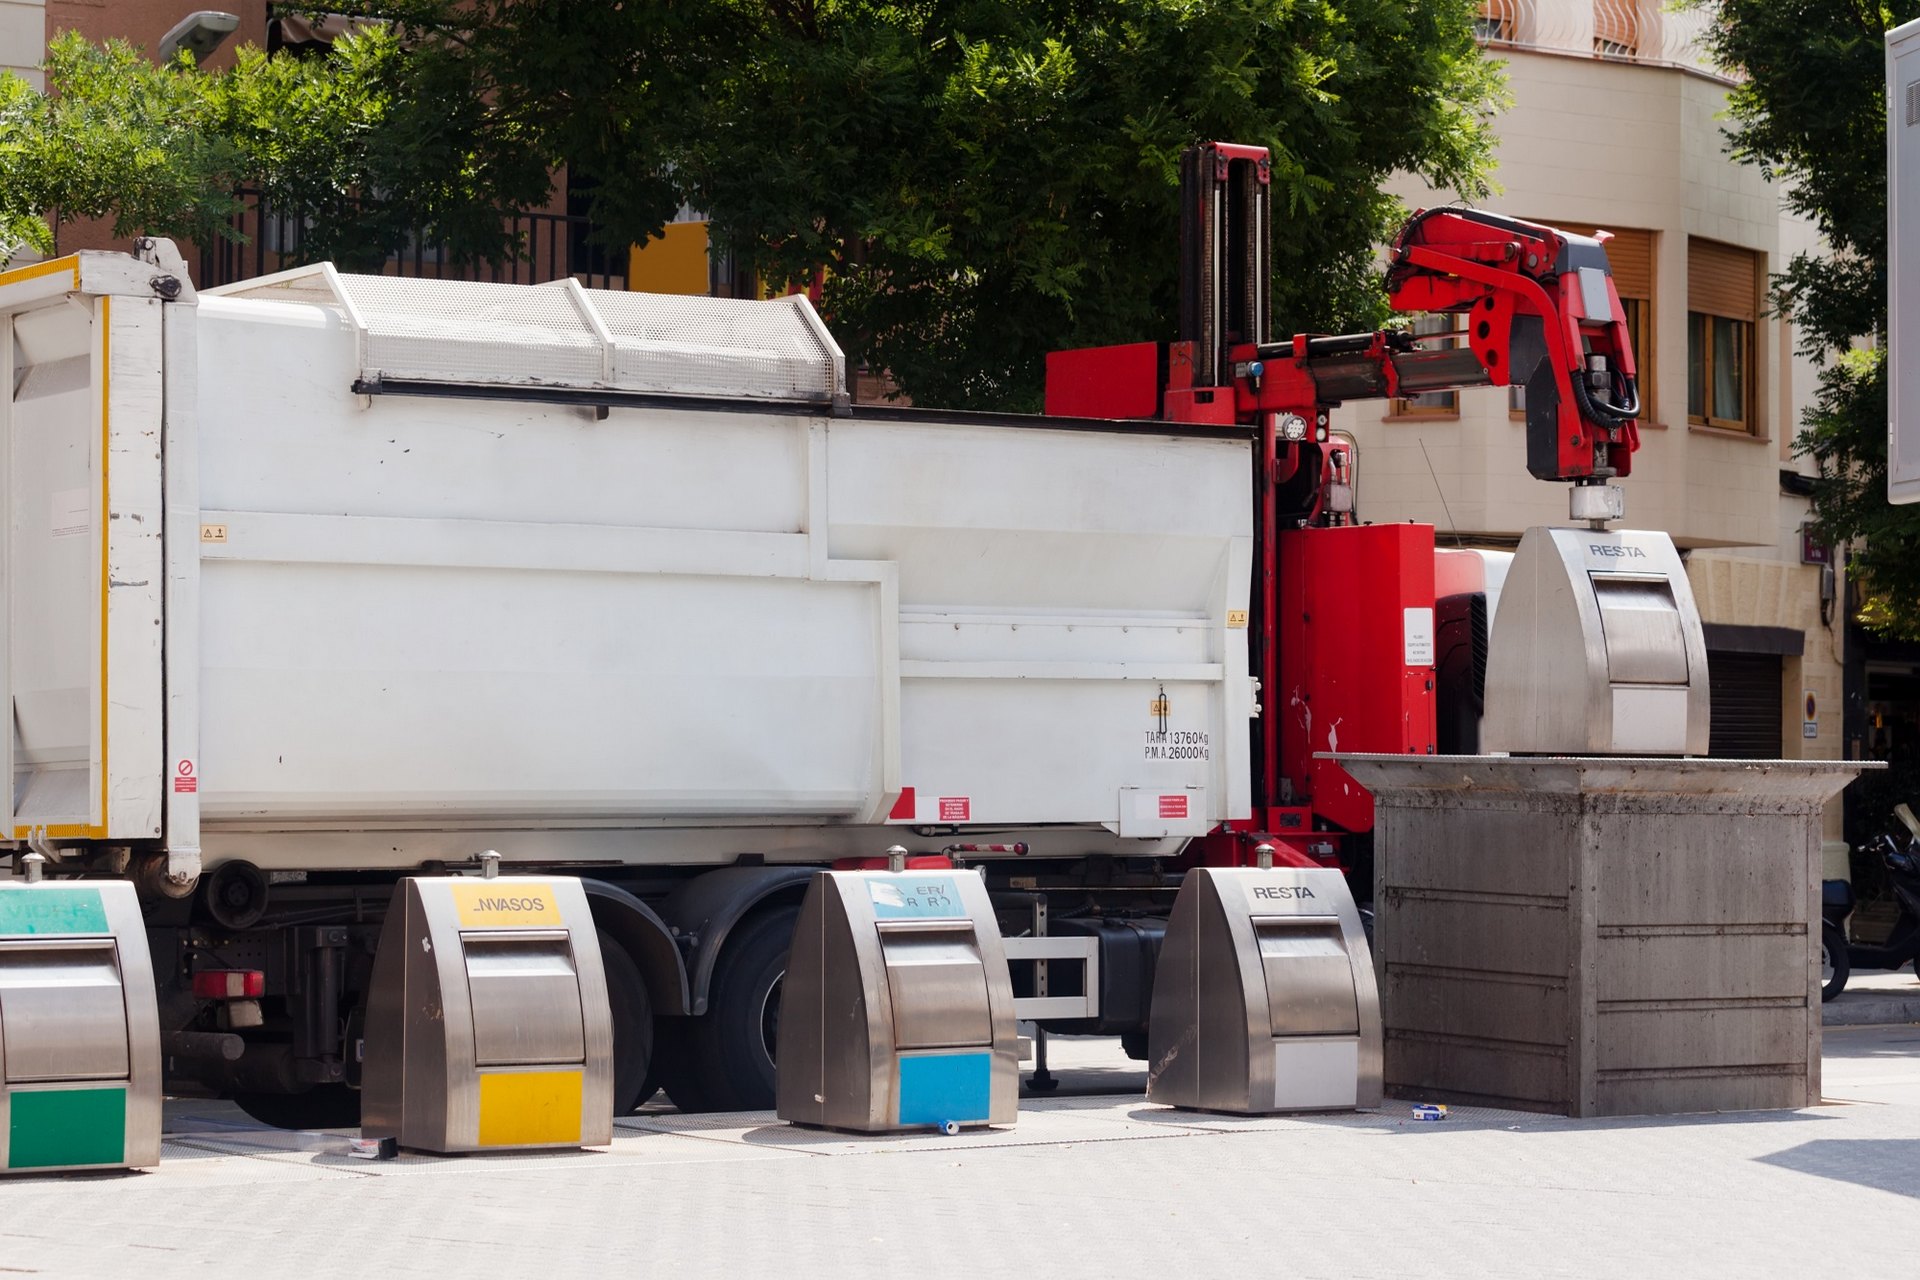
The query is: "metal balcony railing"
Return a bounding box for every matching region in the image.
[197,191,627,291]
[1476,0,1729,81]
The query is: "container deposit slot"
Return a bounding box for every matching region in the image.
[1252,918,1360,1038]
[878,922,993,1050]
[1590,574,1690,685]
[461,931,586,1067]
[0,941,132,1082]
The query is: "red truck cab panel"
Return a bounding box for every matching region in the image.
[1277,524,1437,832]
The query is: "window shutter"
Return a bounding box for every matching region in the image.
[1602,228,1652,301]
[1593,1,1639,51]
[1688,238,1757,321]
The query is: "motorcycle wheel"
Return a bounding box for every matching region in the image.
[1821,923,1849,1003]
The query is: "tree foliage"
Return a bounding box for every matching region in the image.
[0,28,548,270]
[5,3,1504,411]
[1695,0,1920,636]
[363,0,1505,409]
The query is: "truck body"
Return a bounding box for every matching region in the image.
[1,146,1644,1119]
[6,255,1247,871]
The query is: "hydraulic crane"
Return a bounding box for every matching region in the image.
[1044,140,1645,873]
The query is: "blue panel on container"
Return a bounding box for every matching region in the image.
[897,1052,991,1126]
[868,876,963,920]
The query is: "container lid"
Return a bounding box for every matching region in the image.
[207,266,846,406]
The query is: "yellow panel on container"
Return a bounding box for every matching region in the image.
[450,881,563,929]
[628,221,709,296]
[476,1070,583,1147]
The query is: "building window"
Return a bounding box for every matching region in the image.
[1593,0,1638,56]
[1686,238,1760,432]
[1392,314,1461,417]
[1511,226,1654,421]
[1475,1,1517,42]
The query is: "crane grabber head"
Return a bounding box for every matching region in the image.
[1386,207,1642,526]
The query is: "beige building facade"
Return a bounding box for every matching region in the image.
[1336,2,1844,827]
[0,0,42,88]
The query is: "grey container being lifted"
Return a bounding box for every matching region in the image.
[1334,755,1868,1117]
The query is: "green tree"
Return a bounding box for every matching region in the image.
[8,4,1504,412]
[1696,0,1920,636]
[0,28,548,270]
[348,0,1507,409]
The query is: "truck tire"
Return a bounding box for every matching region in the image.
[674,905,796,1112]
[232,1085,361,1131]
[601,928,657,1113]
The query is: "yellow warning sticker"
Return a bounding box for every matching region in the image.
[1226,610,1249,629]
[450,881,564,929]
[477,1070,583,1147]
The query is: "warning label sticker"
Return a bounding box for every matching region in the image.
[1144,730,1209,762]
[1404,607,1435,667]
[1158,794,1189,818]
[451,882,564,928]
[173,760,198,794]
[938,796,971,822]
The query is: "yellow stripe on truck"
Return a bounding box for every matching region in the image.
[0,256,80,289]
[97,295,110,839]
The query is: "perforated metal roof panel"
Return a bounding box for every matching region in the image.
[207,267,846,405]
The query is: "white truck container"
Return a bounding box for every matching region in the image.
[0,244,1254,1116]
[4,249,1251,875]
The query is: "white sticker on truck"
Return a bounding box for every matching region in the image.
[50,488,89,538]
[1404,607,1435,667]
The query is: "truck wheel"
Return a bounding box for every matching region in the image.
[677,905,797,1112]
[600,928,657,1113]
[232,1085,361,1131]
[1821,923,1849,1003]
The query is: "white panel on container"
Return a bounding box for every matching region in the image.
[8,301,97,835]
[198,563,881,820]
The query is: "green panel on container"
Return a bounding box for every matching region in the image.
[0,888,108,936]
[7,1088,127,1169]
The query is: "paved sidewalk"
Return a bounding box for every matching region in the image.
[1826,967,1920,1027]
[5,1029,1917,1279]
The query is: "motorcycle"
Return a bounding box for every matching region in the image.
[1821,803,1920,1002]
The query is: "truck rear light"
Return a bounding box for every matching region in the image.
[193,969,265,999]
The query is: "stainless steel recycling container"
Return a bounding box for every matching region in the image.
[361,873,615,1152]
[0,876,161,1173]
[1146,865,1382,1114]
[777,868,1019,1132]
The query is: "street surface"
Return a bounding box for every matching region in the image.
[4,1024,1918,1277]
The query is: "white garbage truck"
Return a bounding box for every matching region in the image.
[0,241,1254,1121]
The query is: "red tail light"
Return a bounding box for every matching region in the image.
[193,969,265,999]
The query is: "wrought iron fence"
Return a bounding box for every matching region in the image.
[1475,0,1726,80]
[196,191,627,291]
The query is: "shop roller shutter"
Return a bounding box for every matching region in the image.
[1706,650,1782,759]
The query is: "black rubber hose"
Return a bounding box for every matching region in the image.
[1571,369,1639,426]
